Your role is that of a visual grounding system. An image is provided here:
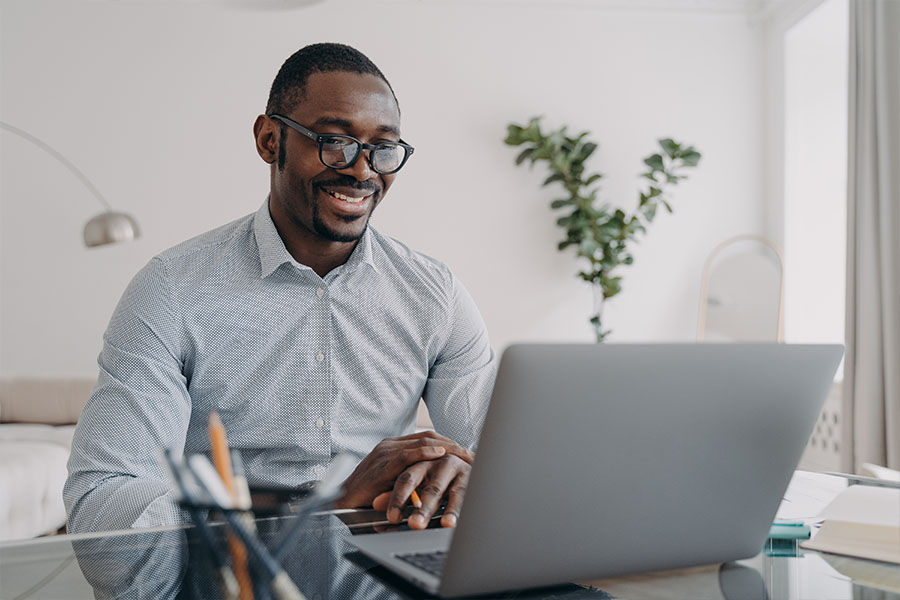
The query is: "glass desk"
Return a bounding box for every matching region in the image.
[2,509,898,600]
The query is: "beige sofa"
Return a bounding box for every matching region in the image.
[0,378,93,542]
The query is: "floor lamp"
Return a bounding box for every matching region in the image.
[1,121,141,248]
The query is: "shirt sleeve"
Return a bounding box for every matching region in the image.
[64,257,191,532]
[421,275,497,449]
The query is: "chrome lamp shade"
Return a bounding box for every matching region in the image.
[83,211,141,248]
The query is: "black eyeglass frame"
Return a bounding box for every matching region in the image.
[269,114,415,175]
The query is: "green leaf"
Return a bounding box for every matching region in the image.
[643,153,665,171]
[504,124,524,145]
[681,149,701,167]
[585,173,603,185]
[579,142,598,160]
[659,138,679,158]
[579,240,598,256]
[515,148,534,165]
[543,173,566,187]
[605,277,622,297]
[550,198,574,209]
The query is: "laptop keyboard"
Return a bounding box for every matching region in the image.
[395,550,447,577]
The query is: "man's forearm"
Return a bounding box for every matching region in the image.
[65,473,184,533]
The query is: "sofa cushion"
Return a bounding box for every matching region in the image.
[0,378,94,425]
[0,424,77,450]
[0,440,70,542]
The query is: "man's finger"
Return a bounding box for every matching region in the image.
[408,457,463,530]
[387,463,429,524]
[397,445,446,468]
[395,436,475,465]
[372,491,391,512]
[388,433,475,463]
[441,473,467,528]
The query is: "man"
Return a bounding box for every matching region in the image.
[64,43,496,533]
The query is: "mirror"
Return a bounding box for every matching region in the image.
[698,235,784,342]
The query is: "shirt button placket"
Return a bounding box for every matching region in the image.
[316,283,331,462]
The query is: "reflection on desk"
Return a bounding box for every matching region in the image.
[2,509,900,598]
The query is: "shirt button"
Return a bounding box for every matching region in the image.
[316,287,325,298]
[313,465,325,476]
[315,352,325,362]
[315,419,325,429]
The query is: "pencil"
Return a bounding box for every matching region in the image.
[410,489,423,509]
[210,412,255,600]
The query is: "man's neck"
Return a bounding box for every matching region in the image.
[267,202,360,278]
[282,235,358,279]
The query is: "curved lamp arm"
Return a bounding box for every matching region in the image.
[1,120,140,247]
[1,121,112,211]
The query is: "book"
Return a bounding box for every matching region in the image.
[800,485,900,565]
[817,553,900,593]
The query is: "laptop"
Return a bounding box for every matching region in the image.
[347,343,844,597]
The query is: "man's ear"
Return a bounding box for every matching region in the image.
[253,115,278,164]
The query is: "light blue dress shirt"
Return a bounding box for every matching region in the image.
[64,200,497,532]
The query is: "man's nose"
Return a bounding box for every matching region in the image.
[337,150,375,182]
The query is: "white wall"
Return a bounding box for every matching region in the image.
[0,0,767,376]
[783,0,847,346]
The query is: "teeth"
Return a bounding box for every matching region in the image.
[327,189,366,204]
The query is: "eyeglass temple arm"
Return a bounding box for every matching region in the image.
[269,115,318,143]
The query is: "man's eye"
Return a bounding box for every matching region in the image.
[322,137,354,150]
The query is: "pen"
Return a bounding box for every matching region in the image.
[231,450,253,511]
[410,489,423,509]
[210,412,255,600]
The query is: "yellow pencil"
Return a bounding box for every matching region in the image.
[210,412,255,600]
[410,489,423,509]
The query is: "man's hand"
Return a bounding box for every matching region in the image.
[336,431,475,522]
[371,454,470,529]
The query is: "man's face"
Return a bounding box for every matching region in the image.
[266,71,401,244]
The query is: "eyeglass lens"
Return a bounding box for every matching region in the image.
[321,136,406,173]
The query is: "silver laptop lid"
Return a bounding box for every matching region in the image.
[439,343,843,597]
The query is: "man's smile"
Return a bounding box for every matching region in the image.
[318,184,377,215]
[324,187,370,204]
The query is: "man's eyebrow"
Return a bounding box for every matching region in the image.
[312,116,401,137]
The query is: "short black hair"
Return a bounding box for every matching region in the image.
[265,43,398,117]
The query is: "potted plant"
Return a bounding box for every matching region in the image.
[505,117,701,341]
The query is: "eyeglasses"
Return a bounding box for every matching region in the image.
[269,114,414,175]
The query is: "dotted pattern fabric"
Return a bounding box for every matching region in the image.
[64,200,497,533]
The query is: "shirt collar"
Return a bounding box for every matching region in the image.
[253,198,379,279]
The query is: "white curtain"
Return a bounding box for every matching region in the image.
[842,0,900,472]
